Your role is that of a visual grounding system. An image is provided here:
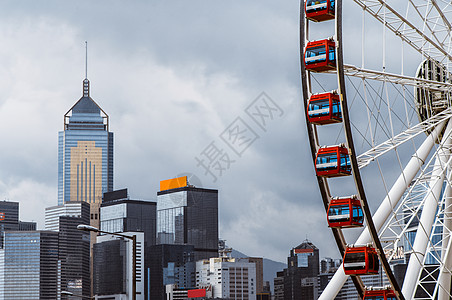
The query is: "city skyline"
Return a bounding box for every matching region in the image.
[0,1,393,263]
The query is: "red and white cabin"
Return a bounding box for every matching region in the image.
[343,246,379,276]
[304,39,336,72]
[315,145,351,177]
[327,196,363,228]
[305,0,335,22]
[307,92,342,125]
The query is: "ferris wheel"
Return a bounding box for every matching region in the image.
[300,0,452,299]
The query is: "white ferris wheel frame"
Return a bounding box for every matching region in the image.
[301,0,452,299]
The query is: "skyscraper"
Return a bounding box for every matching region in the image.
[100,188,157,298]
[93,232,145,299]
[58,77,113,230]
[0,231,59,299]
[101,188,157,247]
[45,201,91,298]
[157,176,218,261]
[275,240,320,300]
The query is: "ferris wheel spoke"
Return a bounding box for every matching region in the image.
[333,64,452,92]
[409,0,452,55]
[357,107,452,168]
[352,0,452,63]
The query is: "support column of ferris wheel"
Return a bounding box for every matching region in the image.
[318,120,448,300]
[402,120,452,299]
[437,163,452,300]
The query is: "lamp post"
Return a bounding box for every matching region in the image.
[61,290,94,299]
[77,224,137,300]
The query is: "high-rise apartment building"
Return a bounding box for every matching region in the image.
[0,231,59,299]
[45,201,91,298]
[58,77,113,231]
[247,257,264,294]
[196,257,257,299]
[157,176,218,261]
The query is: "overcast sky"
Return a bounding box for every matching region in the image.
[0,0,436,263]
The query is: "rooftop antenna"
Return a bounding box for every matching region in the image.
[85,41,88,79]
[83,41,90,97]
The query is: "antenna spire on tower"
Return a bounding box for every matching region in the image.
[83,41,90,97]
[85,41,88,79]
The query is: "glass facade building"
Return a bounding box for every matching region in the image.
[157,186,218,261]
[100,190,157,247]
[94,232,145,299]
[0,231,59,300]
[93,239,126,295]
[148,244,195,300]
[100,190,157,298]
[0,201,36,246]
[0,201,19,232]
[58,78,113,229]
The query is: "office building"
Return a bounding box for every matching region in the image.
[274,240,320,300]
[148,244,196,300]
[196,256,257,300]
[58,77,113,232]
[45,201,90,230]
[101,188,157,247]
[0,201,19,232]
[93,232,144,300]
[0,231,59,299]
[100,188,157,298]
[0,201,36,246]
[157,176,218,261]
[45,201,91,298]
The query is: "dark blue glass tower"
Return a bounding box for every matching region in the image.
[58,78,113,230]
[58,79,113,205]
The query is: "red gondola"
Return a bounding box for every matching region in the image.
[315,145,351,177]
[327,196,363,228]
[304,39,336,72]
[363,288,397,300]
[343,246,379,276]
[307,92,342,125]
[305,0,335,22]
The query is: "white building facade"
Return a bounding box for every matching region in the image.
[196,257,256,300]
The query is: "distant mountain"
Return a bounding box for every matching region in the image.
[231,249,286,293]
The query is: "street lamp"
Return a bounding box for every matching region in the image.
[61,290,94,299]
[77,224,137,300]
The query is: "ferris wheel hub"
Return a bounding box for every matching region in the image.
[415,59,451,123]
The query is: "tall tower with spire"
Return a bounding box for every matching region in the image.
[58,77,113,226]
